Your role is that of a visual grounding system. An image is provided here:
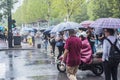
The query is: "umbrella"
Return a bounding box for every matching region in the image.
[45,26,54,32]
[94,27,103,35]
[51,22,80,33]
[50,22,66,33]
[90,18,120,28]
[80,20,94,28]
[118,28,120,32]
[63,22,81,31]
[0,26,4,32]
[39,28,46,32]
[43,26,55,35]
[22,27,34,32]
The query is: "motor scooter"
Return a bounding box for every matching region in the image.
[57,52,103,76]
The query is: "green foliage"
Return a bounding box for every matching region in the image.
[0,0,18,20]
[13,0,48,24]
[87,0,120,20]
[51,0,84,21]
[13,0,120,25]
[13,0,84,24]
[73,2,89,23]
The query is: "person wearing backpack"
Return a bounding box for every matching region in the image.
[102,29,120,80]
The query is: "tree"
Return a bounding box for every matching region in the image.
[73,2,89,23]
[87,0,120,20]
[13,0,85,25]
[12,0,120,25]
[0,0,18,21]
[13,0,48,24]
[87,0,113,20]
[107,0,120,18]
[50,0,84,21]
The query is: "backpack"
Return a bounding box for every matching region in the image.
[106,38,120,62]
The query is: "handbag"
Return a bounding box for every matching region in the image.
[56,41,63,47]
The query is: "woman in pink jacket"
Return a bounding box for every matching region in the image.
[79,32,92,64]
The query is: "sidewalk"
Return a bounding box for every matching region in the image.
[0,39,36,51]
[0,40,7,49]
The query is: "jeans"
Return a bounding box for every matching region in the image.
[44,41,48,50]
[103,60,119,80]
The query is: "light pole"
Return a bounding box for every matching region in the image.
[7,0,13,48]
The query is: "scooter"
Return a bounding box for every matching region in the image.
[57,52,103,76]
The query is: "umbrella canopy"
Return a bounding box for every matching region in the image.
[39,28,46,32]
[43,26,55,35]
[80,20,94,28]
[0,26,4,32]
[21,27,34,33]
[63,22,81,31]
[51,22,66,33]
[94,27,103,35]
[51,22,80,33]
[118,28,120,32]
[45,26,54,32]
[90,18,120,29]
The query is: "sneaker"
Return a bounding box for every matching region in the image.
[69,75,77,80]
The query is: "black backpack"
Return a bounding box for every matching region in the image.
[106,38,120,62]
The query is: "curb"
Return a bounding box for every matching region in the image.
[0,48,36,51]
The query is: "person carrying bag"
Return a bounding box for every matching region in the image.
[102,29,120,80]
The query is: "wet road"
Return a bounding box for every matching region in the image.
[0,49,120,80]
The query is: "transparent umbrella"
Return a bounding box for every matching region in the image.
[51,22,80,33]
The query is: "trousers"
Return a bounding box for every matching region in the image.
[66,66,79,80]
[103,60,119,80]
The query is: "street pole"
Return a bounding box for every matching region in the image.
[7,0,13,48]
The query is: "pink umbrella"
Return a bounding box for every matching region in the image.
[90,18,120,29]
[80,21,94,28]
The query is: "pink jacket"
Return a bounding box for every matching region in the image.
[81,38,92,64]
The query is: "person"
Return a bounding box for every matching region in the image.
[102,29,120,80]
[30,31,35,46]
[62,29,82,80]
[43,35,48,51]
[49,35,56,56]
[56,32,64,59]
[4,29,8,41]
[79,32,92,64]
[96,33,105,45]
[87,28,96,54]
[27,33,32,45]
[63,31,69,40]
[0,30,3,39]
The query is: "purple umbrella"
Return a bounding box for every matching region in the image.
[80,20,94,28]
[90,18,120,29]
[94,27,103,35]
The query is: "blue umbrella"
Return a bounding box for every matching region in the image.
[0,26,4,32]
[118,28,120,32]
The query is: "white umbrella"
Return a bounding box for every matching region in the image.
[50,22,66,33]
[51,22,80,33]
[63,22,81,30]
